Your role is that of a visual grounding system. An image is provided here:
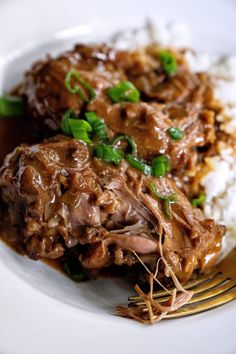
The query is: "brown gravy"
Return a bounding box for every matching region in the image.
[0,116,36,164]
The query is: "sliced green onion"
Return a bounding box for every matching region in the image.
[65,69,96,102]
[85,111,108,143]
[167,127,184,140]
[191,193,206,207]
[93,144,123,166]
[61,109,77,135]
[61,109,92,143]
[159,50,177,75]
[108,80,140,103]
[152,155,170,178]
[126,154,152,175]
[0,95,25,117]
[64,261,86,282]
[69,119,92,143]
[163,197,176,219]
[150,183,177,219]
[150,183,165,200]
[112,134,137,155]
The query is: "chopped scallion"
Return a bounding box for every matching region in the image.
[159,50,177,75]
[152,155,170,178]
[108,80,140,103]
[0,95,25,117]
[65,69,96,102]
[61,109,77,135]
[85,111,108,143]
[69,119,92,143]
[112,134,137,155]
[150,183,177,219]
[125,154,152,175]
[93,144,123,166]
[61,109,92,143]
[167,127,184,140]
[191,193,206,207]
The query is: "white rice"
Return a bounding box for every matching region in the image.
[109,20,191,50]
[184,48,236,255]
[201,147,236,256]
[111,22,236,256]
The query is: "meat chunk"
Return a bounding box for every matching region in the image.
[88,100,215,169]
[121,45,213,106]
[0,136,225,282]
[21,44,216,171]
[21,45,128,132]
[22,44,214,123]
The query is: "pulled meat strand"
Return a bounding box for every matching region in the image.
[116,273,193,324]
[116,226,194,324]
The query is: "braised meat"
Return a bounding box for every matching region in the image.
[88,101,215,170]
[21,45,127,131]
[21,44,216,171]
[0,136,225,282]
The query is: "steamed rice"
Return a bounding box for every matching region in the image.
[184,45,236,255]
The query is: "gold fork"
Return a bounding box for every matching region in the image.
[128,248,236,319]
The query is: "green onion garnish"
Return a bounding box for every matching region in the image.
[159,50,177,75]
[93,144,123,166]
[150,183,177,219]
[125,154,152,175]
[152,155,170,178]
[112,134,137,155]
[85,111,108,143]
[108,80,140,103]
[191,193,206,207]
[69,119,92,143]
[167,127,184,140]
[64,261,86,282]
[65,69,96,102]
[0,95,25,117]
[61,109,92,143]
[61,109,77,135]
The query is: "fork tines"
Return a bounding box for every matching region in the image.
[128,249,236,319]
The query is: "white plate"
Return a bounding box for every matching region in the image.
[0,0,236,353]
